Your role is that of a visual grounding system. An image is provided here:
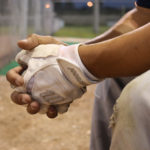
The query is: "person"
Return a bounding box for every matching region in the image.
[88,1,150,150]
[6,1,150,150]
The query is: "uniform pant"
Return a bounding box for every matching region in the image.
[90,71,150,150]
[90,77,133,150]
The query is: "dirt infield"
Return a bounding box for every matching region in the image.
[0,76,96,150]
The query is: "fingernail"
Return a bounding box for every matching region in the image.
[30,106,36,110]
[30,103,38,110]
[22,98,28,104]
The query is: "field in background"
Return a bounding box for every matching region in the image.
[0,25,109,38]
[54,25,109,38]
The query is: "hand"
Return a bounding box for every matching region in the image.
[14,43,100,112]
[14,44,86,114]
[6,34,66,118]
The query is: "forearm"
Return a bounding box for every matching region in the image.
[79,23,150,78]
[85,3,150,45]
[85,8,137,45]
[85,29,122,44]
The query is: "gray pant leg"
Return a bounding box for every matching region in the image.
[90,77,134,150]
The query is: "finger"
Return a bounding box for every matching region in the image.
[37,34,67,45]
[6,66,24,86]
[18,34,39,50]
[47,105,58,119]
[27,101,40,114]
[11,91,32,105]
[18,34,67,50]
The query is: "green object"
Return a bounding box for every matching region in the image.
[0,61,19,75]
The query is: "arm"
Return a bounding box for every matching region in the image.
[79,23,150,78]
[85,3,150,44]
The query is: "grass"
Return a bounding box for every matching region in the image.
[0,25,109,38]
[54,25,109,38]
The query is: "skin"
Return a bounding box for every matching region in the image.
[85,4,150,44]
[7,34,66,118]
[6,5,150,118]
[79,23,150,78]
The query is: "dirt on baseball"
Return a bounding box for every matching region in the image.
[0,76,96,150]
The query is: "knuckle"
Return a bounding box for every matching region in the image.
[29,33,36,38]
[11,92,23,105]
[26,102,40,114]
[30,33,39,46]
[27,107,38,114]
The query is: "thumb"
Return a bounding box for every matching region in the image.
[17,34,39,50]
[18,34,67,50]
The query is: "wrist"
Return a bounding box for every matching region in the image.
[77,44,99,82]
[58,44,100,85]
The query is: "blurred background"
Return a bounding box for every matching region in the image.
[0,0,135,150]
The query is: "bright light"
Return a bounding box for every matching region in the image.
[45,3,50,9]
[87,1,93,7]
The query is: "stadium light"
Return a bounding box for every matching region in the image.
[87,1,93,7]
[45,3,51,9]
